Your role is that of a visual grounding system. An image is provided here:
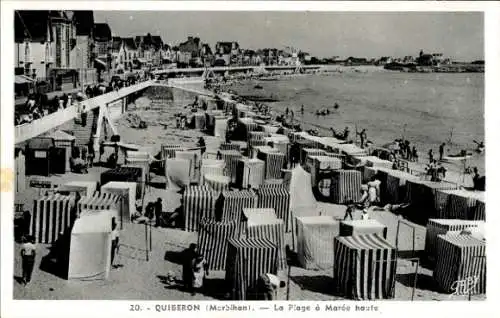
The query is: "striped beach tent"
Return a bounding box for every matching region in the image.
[248,139,267,153]
[77,192,121,224]
[339,219,388,239]
[330,170,362,204]
[101,181,137,222]
[204,174,231,192]
[241,208,286,270]
[31,194,75,244]
[58,181,97,197]
[161,145,184,160]
[310,156,342,187]
[301,148,325,167]
[198,218,239,270]
[257,186,291,232]
[100,166,143,199]
[257,148,286,180]
[473,200,485,221]
[424,219,483,263]
[439,190,485,220]
[265,134,290,159]
[235,158,265,189]
[220,143,241,152]
[220,150,243,183]
[225,237,279,300]
[182,185,218,232]
[333,234,397,300]
[248,131,268,143]
[405,180,458,220]
[215,190,258,223]
[377,168,420,204]
[433,234,486,295]
[296,216,339,270]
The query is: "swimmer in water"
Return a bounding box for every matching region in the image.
[334,103,339,110]
[473,140,485,153]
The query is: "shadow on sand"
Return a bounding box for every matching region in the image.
[396,272,441,293]
[290,275,334,296]
[157,275,228,300]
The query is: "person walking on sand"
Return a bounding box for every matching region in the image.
[412,146,418,162]
[21,236,36,285]
[428,149,434,163]
[99,140,105,163]
[344,200,356,220]
[182,244,198,294]
[154,198,163,227]
[110,219,120,268]
[301,105,304,115]
[439,143,446,161]
[191,254,209,296]
[357,129,367,149]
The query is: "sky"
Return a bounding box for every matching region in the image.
[94,11,484,61]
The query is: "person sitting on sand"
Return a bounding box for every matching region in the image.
[371,203,411,215]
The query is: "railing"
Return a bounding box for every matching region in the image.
[15,80,154,144]
[15,105,77,143]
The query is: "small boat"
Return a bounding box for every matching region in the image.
[254,84,263,89]
[442,154,473,162]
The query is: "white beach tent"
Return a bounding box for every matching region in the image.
[296,216,339,270]
[101,181,137,222]
[68,210,113,281]
[287,165,319,250]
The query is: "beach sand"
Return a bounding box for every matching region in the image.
[13,103,485,301]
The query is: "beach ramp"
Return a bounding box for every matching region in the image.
[68,211,113,281]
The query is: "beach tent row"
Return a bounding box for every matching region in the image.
[435,189,485,221]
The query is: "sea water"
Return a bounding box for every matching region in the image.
[230,70,485,173]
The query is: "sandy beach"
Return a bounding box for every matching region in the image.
[13,91,485,300]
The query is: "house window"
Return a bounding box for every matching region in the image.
[128,52,131,60]
[120,55,123,64]
[45,43,49,60]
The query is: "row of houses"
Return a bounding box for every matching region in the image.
[14,10,312,84]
